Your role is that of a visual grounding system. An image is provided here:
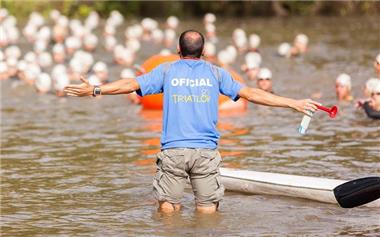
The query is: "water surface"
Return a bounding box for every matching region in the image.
[1,16,380,236]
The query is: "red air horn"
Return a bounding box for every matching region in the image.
[316,105,338,118]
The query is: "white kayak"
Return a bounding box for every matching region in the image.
[220,168,380,207]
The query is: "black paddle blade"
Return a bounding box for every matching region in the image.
[333,177,380,208]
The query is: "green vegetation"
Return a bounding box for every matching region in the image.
[2,0,380,20]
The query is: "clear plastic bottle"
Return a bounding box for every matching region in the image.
[298,111,313,135]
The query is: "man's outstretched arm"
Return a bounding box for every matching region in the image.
[239,87,321,115]
[64,76,140,97]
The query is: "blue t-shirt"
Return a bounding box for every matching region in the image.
[136,59,243,149]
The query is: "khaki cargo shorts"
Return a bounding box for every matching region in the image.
[153,148,224,206]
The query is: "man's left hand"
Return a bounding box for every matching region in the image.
[292,99,321,116]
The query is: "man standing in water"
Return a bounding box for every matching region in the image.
[64,30,320,214]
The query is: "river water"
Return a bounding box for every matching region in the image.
[1,16,380,236]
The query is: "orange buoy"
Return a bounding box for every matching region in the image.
[139,54,247,112]
[139,54,179,110]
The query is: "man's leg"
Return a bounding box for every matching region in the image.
[158,201,182,213]
[196,202,218,214]
[190,149,224,214]
[153,149,187,213]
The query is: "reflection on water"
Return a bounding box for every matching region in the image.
[1,17,380,236]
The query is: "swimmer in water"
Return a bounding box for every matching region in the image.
[241,52,261,81]
[356,78,380,107]
[335,73,353,102]
[361,81,380,119]
[256,68,274,93]
[290,34,308,56]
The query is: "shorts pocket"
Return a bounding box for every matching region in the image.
[161,149,186,177]
[196,149,221,174]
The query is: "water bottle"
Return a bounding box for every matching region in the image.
[298,111,313,135]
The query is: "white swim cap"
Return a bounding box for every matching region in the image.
[25,64,41,81]
[84,34,98,47]
[0,8,9,19]
[6,27,19,44]
[205,23,216,33]
[35,72,52,91]
[366,78,380,93]
[109,10,123,27]
[17,60,27,71]
[127,24,143,39]
[159,49,171,56]
[52,64,67,78]
[29,63,41,75]
[34,40,47,53]
[104,24,116,35]
[105,36,117,50]
[167,16,179,29]
[226,45,237,61]
[204,42,216,56]
[30,12,44,27]
[38,52,53,68]
[69,58,83,73]
[0,61,8,73]
[122,47,134,65]
[77,51,94,72]
[126,39,141,53]
[120,68,135,79]
[57,16,69,27]
[217,50,230,65]
[164,29,176,41]
[204,13,216,23]
[53,73,69,91]
[6,57,18,67]
[295,34,309,45]
[85,11,99,30]
[5,46,21,59]
[93,61,107,73]
[245,52,262,68]
[373,81,380,93]
[88,74,102,86]
[141,18,158,31]
[24,51,37,63]
[234,36,247,49]
[233,28,246,40]
[65,36,81,49]
[257,68,272,80]
[53,43,65,54]
[23,24,37,38]
[152,29,164,43]
[50,9,60,22]
[249,34,261,49]
[278,42,291,57]
[37,26,51,41]
[3,15,17,27]
[336,73,352,90]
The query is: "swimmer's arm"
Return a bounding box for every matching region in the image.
[64,76,139,97]
[238,87,320,115]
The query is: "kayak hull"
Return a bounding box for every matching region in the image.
[220,168,380,207]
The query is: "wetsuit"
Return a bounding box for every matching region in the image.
[363,102,380,119]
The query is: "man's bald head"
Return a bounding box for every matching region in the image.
[179,30,205,58]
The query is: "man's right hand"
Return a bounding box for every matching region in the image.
[64,75,94,97]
